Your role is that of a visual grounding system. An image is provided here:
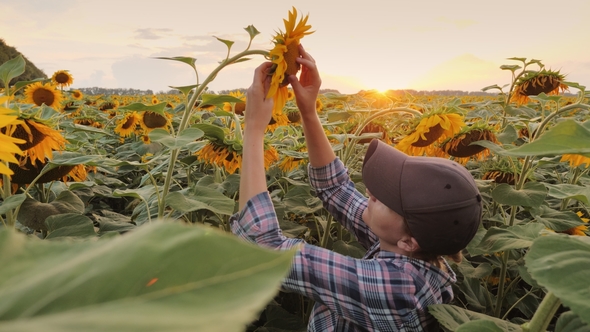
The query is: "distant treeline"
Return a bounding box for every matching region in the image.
[76,87,502,96]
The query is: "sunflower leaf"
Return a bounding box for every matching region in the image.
[168,84,198,96]
[215,37,234,51]
[118,102,168,115]
[244,25,260,40]
[525,234,590,326]
[491,182,547,207]
[45,213,96,239]
[429,304,522,332]
[545,183,590,205]
[530,205,585,232]
[0,194,26,215]
[201,94,243,106]
[500,64,521,72]
[191,123,227,142]
[0,222,295,332]
[148,128,204,150]
[468,223,545,256]
[153,56,196,70]
[0,55,25,89]
[555,311,590,332]
[477,120,590,157]
[166,187,235,216]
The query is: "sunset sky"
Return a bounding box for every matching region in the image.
[2,0,589,94]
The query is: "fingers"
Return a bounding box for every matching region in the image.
[252,62,273,85]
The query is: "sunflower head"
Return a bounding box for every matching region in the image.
[140,111,171,132]
[70,89,84,100]
[51,70,74,88]
[23,82,65,109]
[511,69,568,105]
[441,123,498,163]
[266,7,313,115]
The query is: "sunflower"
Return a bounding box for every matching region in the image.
[315,98,324,112]
[264,145,280,170]
[139,111,172,133]
[560,154,590,169]
[267,112,290,132]
[222,91,247,115]
[51,70,74,88]
[0,96,26,176]
[278,147,307,173]
[3,118,67,167]
[151,96,159,105]
[511,69,568,105]
[99,100,119,111]
[114,112,140,137]
[196,142,241,174]
[23,82,64,109]
[266,7,313,118]
[70,89,84,100]
[441,124,498,164]
[395,111,465,156]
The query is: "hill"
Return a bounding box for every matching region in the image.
[0,38,48,87]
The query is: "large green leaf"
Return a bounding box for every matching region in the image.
[166,186,236,216]
[0,55,25,87]
[153,56,197,70]
[545,183,590,205]
[281,185,323,215]
[0,194,26,215]
[17,191,85,232]
[491,182,546,207]
[478,120,590,157]
[525,234,590,326]
[118,102,168,115]
[555,311,590,332]
[429,304,522,332]
[0,222,295,331]
[469,223,545,256]
[531,205,585,232]
[456,320,506,332]
[45,213,96,239]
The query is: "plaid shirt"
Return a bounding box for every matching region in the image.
[230,158,456,331]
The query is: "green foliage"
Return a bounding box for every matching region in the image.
[0,223,295,331]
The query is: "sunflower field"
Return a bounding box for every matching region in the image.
[1,7,590,332]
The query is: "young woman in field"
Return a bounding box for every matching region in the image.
[230,45,483,332]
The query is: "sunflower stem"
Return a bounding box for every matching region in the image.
[522,292,561,332]
[158,49,269,219]
[1,173,15,227]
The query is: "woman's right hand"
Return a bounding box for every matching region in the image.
[288,44,322,119]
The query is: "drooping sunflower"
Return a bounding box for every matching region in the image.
[0,96,26,176]
[2,118,67,167]
[139,111,172,134]
[51,70,74,88]
[23,82,65,109]
[196,141,242,174]
[560,154,590,169]
[114,112,140,138]
[441,123,498,164]
[511,69,568,105]
[267,112,290,132]
[395,111,465,157]
[266,7,313,118]
[222,91,246,115]
[278,147,307,173]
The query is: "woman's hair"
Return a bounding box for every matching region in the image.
[402,217,463,271]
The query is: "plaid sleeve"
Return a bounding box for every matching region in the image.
[230,191,302,250]
[308,158,378,249]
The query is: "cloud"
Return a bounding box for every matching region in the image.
[133,28,173,40]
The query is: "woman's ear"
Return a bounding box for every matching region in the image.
[398,236,421,253]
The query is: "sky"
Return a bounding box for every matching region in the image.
[1,0,589,94]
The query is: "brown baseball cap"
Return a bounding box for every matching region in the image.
[362,139,482,255]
